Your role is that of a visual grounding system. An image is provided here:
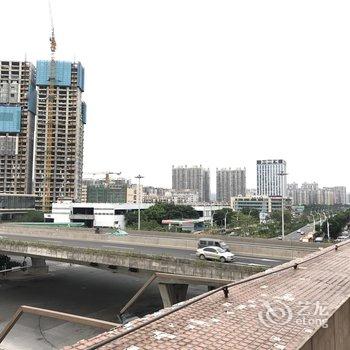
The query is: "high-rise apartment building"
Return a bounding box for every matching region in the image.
[0,61,36,194]
[216,168,246,203]
[332,186,347,205]
[257,159,287,197]
[287,183,346,206]
[172,165,210,202]
[34,61,86,210]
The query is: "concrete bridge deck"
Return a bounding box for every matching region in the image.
[0,224,324,262]
[0,238,264,281]
[65,241,350,350]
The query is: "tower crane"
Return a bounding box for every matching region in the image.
[42,0,57,212]
[84,172,122,186]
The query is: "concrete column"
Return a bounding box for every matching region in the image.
[30,257,49,274]
[158,283,188,308]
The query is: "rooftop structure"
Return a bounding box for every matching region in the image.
[66,241,350,350]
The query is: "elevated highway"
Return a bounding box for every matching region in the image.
[0,224,327,263]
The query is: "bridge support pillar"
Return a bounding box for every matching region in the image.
[158,283,188,308]
[30,257,49,274]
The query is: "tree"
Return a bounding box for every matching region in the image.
[321,210,350,239]
[213,209,234,227]
[241,208,260,219]
[270,210,292,224]
[125,203,200,229]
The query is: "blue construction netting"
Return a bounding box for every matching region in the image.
[77,62,85,91]
[36,60,72,87]
[0,106,21,133]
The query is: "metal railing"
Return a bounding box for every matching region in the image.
[0,305,118,344]
[119,272,232,317]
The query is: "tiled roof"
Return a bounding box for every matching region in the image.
[65,242,350,350]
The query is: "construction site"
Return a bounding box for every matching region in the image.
[0,4,87,213]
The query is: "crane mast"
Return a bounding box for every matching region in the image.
[42,1,57,212]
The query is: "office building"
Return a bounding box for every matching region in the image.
[0,61,36,194]
[231,195,291,213]
[34,60,86,211]
[257,159,287,197]
[216,168,246,203]
[172,165,210,202]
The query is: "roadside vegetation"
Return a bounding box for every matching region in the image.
[125,203,199,231]
[319,209,350,239]
[211,208,309,238]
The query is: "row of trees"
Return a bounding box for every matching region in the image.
[124,204,309,237]
[320,210,350,239]
[212,207,309,238]
[125,203,199,231]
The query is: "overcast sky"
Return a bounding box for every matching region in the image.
[2,0,350,191]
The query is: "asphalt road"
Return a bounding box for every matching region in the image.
[284,223,316,241]
[0,232,287,267]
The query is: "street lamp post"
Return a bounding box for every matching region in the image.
[224,210,229,231]
[310,213,316,233]
[318,211,322,232]
[323,211,330,240]
[327,220,330,240]
[277,171,288,240]
[135,174,144,231]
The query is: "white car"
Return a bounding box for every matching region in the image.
[196,246,234,263]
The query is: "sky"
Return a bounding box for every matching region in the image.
[2,0,350,191]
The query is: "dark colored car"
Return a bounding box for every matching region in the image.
[197,238,230,252]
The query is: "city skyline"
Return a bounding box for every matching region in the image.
[2,1,350,191]
[83,163,347,197]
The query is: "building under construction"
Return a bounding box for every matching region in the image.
[0,61,37,194]
[34,60,86,211]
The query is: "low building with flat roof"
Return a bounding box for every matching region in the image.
[231,195,291,213]
[44,201,153,229]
